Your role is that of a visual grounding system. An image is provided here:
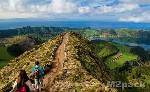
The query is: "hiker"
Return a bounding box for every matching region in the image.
[30,61,44,91]
[11,70,35,92]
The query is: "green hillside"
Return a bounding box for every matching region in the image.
[92,40,138,69]
[0,33,63,91]
[124,63,150,91]
[81,28,150,45]
[0,36,37,68]
[92,39,150,91]
[0,46,15,68]
[107,44,138,69]
[91,40,118,59]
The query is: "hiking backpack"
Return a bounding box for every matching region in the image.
[17,82,27,92]
[34,67,41,79]
[17,86,26,92]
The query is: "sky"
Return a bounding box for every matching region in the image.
[0,0,150,22]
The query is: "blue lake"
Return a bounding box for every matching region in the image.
[112,40,150,50]
[90,37,150,50]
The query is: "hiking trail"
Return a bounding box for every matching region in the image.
[42,33,69,92]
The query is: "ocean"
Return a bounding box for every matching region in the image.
[0,21,150,30]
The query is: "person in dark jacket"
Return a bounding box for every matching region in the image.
[11,70,35,92]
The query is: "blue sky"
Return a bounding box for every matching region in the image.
[0,0,150,22]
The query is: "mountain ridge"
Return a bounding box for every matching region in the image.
[0,33,63,91]
[0,32,117,91]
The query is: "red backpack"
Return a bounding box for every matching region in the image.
[17,86,26,92]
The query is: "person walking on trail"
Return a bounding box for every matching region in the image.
[30,61,44,91]
[11,70,36,92]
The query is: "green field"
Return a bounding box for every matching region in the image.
[106,44,138,69]
[93,40,138,69]
[83,29,97,37]
[0,46,15,68]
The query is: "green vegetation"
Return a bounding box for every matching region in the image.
[1,26,150,45]
[7,44,22,57]
[0,46,15,68]
[92,40,138,69]
[0,26,150,91]
[92,38,150,91]
[0,27,71,69]
[81,28,150,45]
[0,33,63,91]
[131,46,149,61]
[0,26,72,44]
[107,44,138,69]
[0,32,117,92]
[60,32,116,91]
[125,65,150,91]
[91,40,118,59]
[83,29,98,37]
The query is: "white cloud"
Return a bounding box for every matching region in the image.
[50,0,77,14]
[0,12,39,19]
[0,0,78,19]
[119,11,150,22]
[97,3,140,14]
[120,0,150,4]
[0,0,28,12]
[78,6,91,14]
[0,0,149,22]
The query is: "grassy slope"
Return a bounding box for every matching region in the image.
[0,35,27,44]
[0,34,63,91]
[0,36,30,68]
[92,40,138,69]
[128,62,150,84]
[0,46,15,68]
[126,65,150,91]
[49,32,117,92]
[107,44,138,69]
[92,40,150,91]
[91,40,118,59]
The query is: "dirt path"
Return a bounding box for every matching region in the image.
[42,33,69,92]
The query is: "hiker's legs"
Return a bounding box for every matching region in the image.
[39,78,43,91]
[34,79,39,89]
[35,78,43,91]
[39,78,43,86]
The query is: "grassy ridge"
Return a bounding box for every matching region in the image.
[49,32,117,91]
[0,33,63,91]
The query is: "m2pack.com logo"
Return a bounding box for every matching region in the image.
[107,81,145,90]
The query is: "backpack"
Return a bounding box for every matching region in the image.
[17,86,26,92]
[34,67,41,79]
